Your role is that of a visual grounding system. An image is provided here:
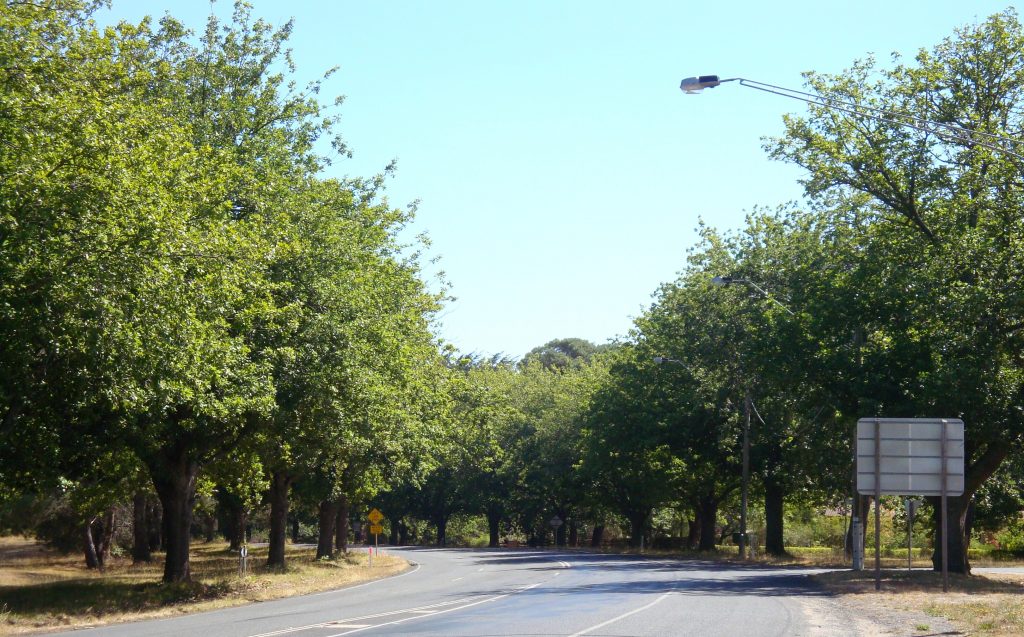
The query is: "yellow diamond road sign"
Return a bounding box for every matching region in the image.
[368,508,384,524]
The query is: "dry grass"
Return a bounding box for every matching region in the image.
[0,537,408,636]
[812,568,1024,637]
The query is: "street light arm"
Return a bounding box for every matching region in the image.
[653,356,684,365]
[712,275,795,315]
[737,279,796,316]
[682,75,1024,161]
[736,78,1024,159]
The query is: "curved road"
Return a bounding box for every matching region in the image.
[60,548,863,637]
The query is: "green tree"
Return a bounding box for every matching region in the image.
[582,345,685,548]
[520,338,610,371]
[767,9,1024,572]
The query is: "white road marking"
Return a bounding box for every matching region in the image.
[324,582,544,637]
[567,591,675,637]
[249,581,548,637]
[452,576,464,581]
[248,593,478,637]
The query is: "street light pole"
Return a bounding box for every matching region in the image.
[709,274,795,559]
[740,390,751,560]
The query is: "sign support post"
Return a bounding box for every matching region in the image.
[367,508,385,568]
[874,418,881,591]
[941,420,949,593]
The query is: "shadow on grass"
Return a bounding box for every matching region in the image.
[0,578,233,617]
[0,542,321,618]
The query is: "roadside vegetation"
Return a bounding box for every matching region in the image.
[2,1,1024,631]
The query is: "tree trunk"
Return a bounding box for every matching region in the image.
[398,521,410,545]
[267,470,293,569]
[223,496,247,552]
[686,513,701,550]
[148,499,163,552]
[316,499,337,559]
[931,494,972,574]
[202,510,216,543]
[83,519,100,569]
[486,510,501,548]
[335,494,349,554]
[434,516,448,547]
[290,514,300,543]
[388,517,401,545]
[590,524,604,548]
[926,445,1007,575]
[556,519,568,547]
[132,491,152,563]
[150,450,200,583]
[568,520,578,547]
[697,495,719,552]
[764,479,787,556]
[628,510,648,549]
[97,507,115,567]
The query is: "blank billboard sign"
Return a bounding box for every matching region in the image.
[856,418,964,496]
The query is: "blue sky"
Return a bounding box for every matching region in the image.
[101,1,1015,358]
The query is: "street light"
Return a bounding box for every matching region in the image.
[653,356,683,365]
[687,74,1024,570]
[679,75,1024,160]
[679,75,725,93]
[709,276,795,559]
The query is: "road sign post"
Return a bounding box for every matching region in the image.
[856,418,964,592]
[239,544,248,578]
[549,515,563,547]
[367,508,384,566]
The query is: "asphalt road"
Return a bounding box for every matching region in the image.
[57,548,863,637]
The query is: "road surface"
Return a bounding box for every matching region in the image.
[58,548,867,637]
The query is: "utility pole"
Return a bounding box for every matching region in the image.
[740,391,751,559]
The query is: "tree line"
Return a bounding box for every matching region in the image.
[2,1,1023,582]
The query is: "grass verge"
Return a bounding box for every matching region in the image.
[0,537,407,636]
[811,568,1024,637]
